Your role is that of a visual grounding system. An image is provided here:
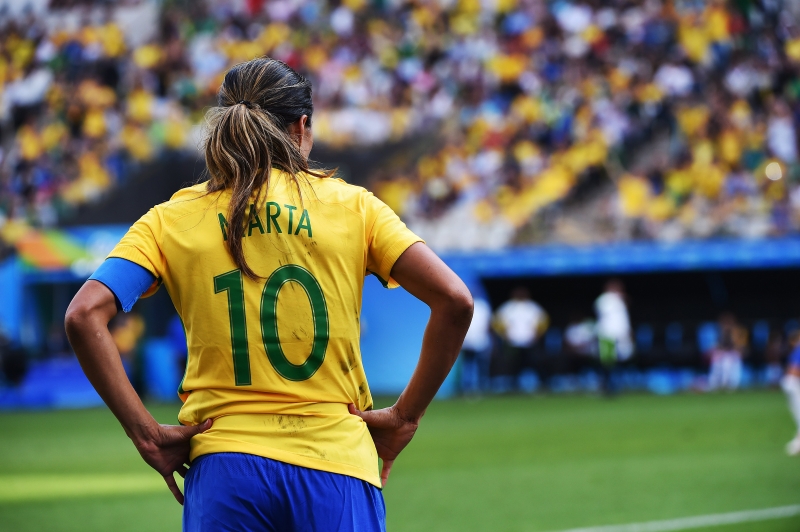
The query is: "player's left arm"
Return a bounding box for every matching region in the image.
[64,280,211,505]
[350,242,473,485]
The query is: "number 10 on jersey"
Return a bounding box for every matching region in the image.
[214,264,329,385]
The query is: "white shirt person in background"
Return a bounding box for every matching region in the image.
[595,279,633,395]
[493,287,549,393]
[459,297,493,394]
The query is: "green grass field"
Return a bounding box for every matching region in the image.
[0,391,798,531]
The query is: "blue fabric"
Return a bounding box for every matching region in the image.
[89,257,156,313]
[184,453,386,532]
[789,346,800,368]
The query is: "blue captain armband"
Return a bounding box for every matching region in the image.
[89,258,157,313]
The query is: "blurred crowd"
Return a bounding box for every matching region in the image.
[2,0,800,251]
[373,0,800,248]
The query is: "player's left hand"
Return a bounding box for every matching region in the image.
[348,404,418,487]
[132,419,213,505]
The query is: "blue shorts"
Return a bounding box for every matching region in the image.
[183,453,386,532]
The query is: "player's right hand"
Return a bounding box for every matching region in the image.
[132,419,213,505]
[348,404,418,487]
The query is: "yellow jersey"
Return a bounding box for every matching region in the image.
[107,170,423,487]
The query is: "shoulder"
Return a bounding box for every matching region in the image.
[308,175,391,221]
[169,182,208,201]
[152,182,217,226]
[311,175,373,203]
[517,301,541,317]
[529,301,544,313]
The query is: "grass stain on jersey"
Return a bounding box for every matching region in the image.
[340,344,358,374]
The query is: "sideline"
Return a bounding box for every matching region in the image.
[545,505,800,532]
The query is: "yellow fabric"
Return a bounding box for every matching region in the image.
[61,153,111,204]
[100,23,126,57]
[666,168,693,197]
[677,106,710,138]
[42,121,67,151]
[18,126,43,161]
[786,38,800,62]
[133,45,162,69]
[375,179,413,216]
[107,171,423,487]
[128,89,154,123]
[693,163,725,198]
[487,54,527,83]
[718,130,742,166]
[618,175,651,217]
[691,138,715,166]
[511,96,543,124]
[647,194,676,221]
[120,124,153,161]
[636,82,663,103]
[705,6,730,42]
[82,108,107,139]
[678,23,710,63]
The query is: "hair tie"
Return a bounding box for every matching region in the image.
[237,100,259,110]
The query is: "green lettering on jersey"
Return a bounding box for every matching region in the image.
[218,213,229,241]
[214,269,251,386]
[247,203,265,236]
[295,209,312,237]
[284,204,297,234]
[266,202,282,233]
[261,264,329,381]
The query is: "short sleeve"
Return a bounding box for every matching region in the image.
[364,193,424,289]
[106,207,166,298]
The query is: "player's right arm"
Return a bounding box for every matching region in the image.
[65,265,210,505]
[349,242,473,485]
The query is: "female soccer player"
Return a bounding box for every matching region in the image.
[65,57,473,531]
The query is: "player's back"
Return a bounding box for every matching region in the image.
[109,170,421,486]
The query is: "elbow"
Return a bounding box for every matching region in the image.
[430,285,473,326]
[64,281,116,340]
[447,286,474,327]
[64,294,104,341]
[64,300,90,339]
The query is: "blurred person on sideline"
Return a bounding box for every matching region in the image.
[595,279,633,395]
[492,287,549,393]
[781,331,800,455]
[459,296,492,395]
[708,312,747,391]
[65,57,473,531]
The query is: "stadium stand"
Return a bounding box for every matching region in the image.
[2,0,800,252]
